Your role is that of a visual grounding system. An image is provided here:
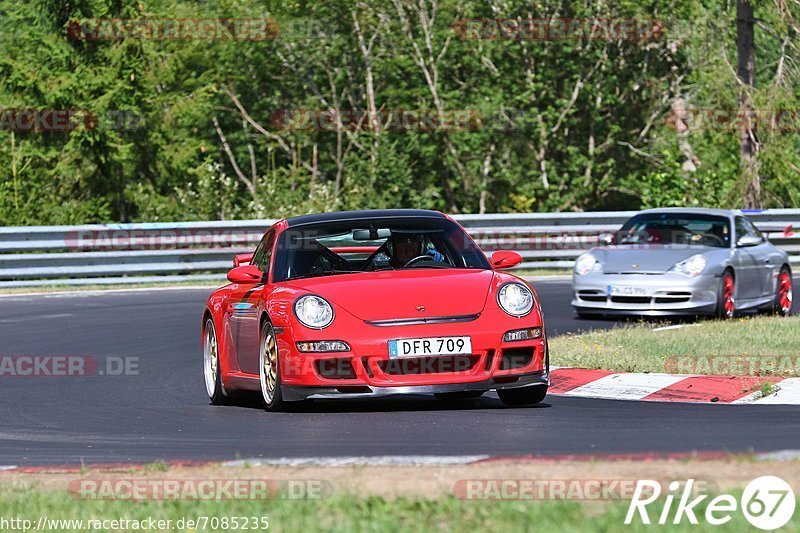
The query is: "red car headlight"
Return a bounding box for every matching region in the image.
[497,282,534,317]
[294,295,335,329]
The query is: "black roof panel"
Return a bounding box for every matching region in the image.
[285,209,446,227]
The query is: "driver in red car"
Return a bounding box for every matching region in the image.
[373,233,445,268]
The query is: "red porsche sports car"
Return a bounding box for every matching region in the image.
[202,209,549,411]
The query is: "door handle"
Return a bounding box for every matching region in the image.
[764,259,771,264]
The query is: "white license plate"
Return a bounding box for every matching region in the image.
[388,336,472,358]
[607,285,652,297]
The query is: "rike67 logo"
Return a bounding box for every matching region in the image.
[626,477,795,530]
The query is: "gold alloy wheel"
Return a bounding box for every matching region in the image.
[260,324,278,404]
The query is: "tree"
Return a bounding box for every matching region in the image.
[737,0,760,208]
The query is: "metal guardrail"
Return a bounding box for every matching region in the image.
[1,210,798,288]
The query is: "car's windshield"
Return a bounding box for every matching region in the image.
[272,217,490,282]
[617,213,731,248]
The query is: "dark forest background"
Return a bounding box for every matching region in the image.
[1,0,798,225]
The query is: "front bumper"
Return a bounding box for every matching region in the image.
[571,272,719,316]
[275,303,548,400]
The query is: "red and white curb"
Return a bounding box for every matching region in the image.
[550,368,800,404]
[5,450,800,472]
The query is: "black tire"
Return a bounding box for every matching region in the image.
[497,385,548,406]
[203,317,228,405]
[434,391,485,401]
[715,270,736,319]
[773,266,793,316]
[260,320,287,412]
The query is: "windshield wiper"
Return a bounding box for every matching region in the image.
[406,264,452,269]
[374,264,452,271]
[287,270,363,280]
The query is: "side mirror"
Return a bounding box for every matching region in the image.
[233,253,254,267]
[490,251,523,269]
[597,233,615,246]
[736,235,762,247]
[227,265,263,284]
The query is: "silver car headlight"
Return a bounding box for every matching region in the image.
[574,253,598,276]
[497,283,534,317]
[294,295,334,328]
[670,254,707,277]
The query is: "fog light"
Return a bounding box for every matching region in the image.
[503,328,542,342]
[296,340,351,353]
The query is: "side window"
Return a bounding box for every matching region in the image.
[252,230,276,273]
[735,217,763,242]
[745,218,764,240]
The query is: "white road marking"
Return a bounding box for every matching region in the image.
[563,373,687,400]
[756,450,800,461]
[0,313,74,323]
[652,324,702,332]
[0,466,17,471]
[222,455,490,467]
[748,378,800,405]
[732,391,763,404]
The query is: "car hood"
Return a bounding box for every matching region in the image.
[592,245,720,274]
[284,269,494,321]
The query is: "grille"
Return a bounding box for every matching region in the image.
[654,292,691,304]
[483,349,495,371]
[377,355,479,375]
[605,271,664,276]
[610,296,651,304]
[578,290,607,302]
[500,347,534,370]
[314,358,357,380]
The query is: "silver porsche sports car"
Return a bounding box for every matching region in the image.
[571,208,793,318]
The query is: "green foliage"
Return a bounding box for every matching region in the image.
[0,0,798,225]
[551,315,800,375]
[0,483,791,533]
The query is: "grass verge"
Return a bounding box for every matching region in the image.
[0,484,790,532]
[550,316,800,376]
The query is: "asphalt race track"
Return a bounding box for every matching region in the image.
[0,279,798,466]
